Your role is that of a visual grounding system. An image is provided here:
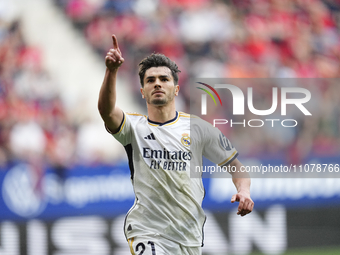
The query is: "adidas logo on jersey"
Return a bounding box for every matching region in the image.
[144,133,156,140]
[127,224,132,231]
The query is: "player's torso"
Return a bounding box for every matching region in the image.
[125,112,205,246]
[135,116,191,174]
[130,112,204,202]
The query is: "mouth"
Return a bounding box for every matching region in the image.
[152,90,165,95]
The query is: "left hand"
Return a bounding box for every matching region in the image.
[231,190,254,216]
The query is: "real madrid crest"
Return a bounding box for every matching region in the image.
[181,133,191,147]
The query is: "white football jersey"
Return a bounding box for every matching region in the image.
[112,111,238,247]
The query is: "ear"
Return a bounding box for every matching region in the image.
[175,85,180,96]
[140,88,145,98]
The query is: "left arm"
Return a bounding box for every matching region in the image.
[227,158,254,216]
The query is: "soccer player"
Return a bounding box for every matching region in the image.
[98,35,254,255]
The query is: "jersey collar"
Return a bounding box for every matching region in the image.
[147,111,179,126]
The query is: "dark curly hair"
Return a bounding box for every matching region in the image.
[138,53,181,87]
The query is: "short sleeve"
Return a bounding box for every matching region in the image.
[199,119,238,166]
[111,112,132,146]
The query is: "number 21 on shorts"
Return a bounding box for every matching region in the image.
[129,238,156,255]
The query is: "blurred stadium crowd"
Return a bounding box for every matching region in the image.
[56,0,340,163]
[0,0,339,171]
[0,18,79,174]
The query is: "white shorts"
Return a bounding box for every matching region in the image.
[127,234,202,255]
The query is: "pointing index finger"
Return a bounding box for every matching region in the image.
[112,34,120,50]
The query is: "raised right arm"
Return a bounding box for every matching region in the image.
[98,35,125,134]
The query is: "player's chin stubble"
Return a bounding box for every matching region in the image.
[151,98,167,105]
[147,91,175,106]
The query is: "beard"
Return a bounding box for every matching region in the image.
[151,98,167,105]
[146,90,175,106]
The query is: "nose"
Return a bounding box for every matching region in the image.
[154,78,162,88]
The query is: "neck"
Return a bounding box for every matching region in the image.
[147,102,177,123]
